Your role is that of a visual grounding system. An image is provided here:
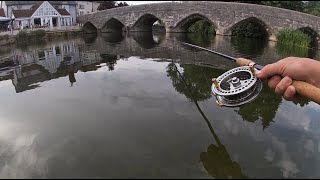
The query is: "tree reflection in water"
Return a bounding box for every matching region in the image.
[185,33,215,48]
[166,62,247,178]
[82,33,98,44]
[200,144,247,179]
[166,62,285,130]
[235,81,282,130]
[166,63,224,102]
[230,37,268,59]
[100,53,118,71]
[101,32,125,44]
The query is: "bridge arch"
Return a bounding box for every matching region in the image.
[225,17,272,38]
[131,13,166,32]
[101,18,127,33]
[131,32,164,49]
[297,27,320,47]
[82,21,98,34]
[101,32,125,44]
[174,13,216,33]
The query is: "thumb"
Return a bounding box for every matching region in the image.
[256,63,284,79]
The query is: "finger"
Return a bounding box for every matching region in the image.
[275,76,293,95]
[268,75,282,89]
[256,63,285,79]
[283,85,296,101]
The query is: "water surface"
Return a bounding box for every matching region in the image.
[0,32,319,178]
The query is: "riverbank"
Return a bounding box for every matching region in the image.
[0,26,81,46]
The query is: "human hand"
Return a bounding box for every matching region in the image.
[255,57,320,101]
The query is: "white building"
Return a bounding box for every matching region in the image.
[76,1,100,16]
[10,1,73,29]
[1,1,77,23]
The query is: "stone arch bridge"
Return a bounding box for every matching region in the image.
[77,1,320,41]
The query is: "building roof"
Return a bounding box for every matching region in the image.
[12,1,70,18]
[56,9,70,16]
[12,9,33,18]
[0,8,5,17]
[5,1,77,6]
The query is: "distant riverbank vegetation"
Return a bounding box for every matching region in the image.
[220,1,320,17]
[16,29,46,41]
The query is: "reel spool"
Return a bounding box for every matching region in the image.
[211,65,262,107]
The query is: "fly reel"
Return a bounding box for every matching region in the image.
[211,65,262,107]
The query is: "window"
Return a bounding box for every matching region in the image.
[34,2,58,17]
[79,5,85,9]
[55,46,61,55]
[38,50,45,60]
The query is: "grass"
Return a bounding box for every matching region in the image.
[277,28,312,47]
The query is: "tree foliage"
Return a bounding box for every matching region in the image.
[117,2,129,7]
[303,1,320,16]
[97,1,129,11]
[97,1,116,10]
[222,1,305,13]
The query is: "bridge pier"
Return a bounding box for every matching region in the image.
[215,29,232,36]
[268,34,277,42]
[163,26,186,33]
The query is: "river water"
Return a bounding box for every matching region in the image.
[0,32,319,178]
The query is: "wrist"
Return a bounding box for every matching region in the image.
[304,58,320,88]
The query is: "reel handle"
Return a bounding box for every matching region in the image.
[236,58,320,105]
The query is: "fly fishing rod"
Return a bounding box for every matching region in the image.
[183,42,320,107]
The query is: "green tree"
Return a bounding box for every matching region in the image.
[261,1,304,12]
[97,1,129,10]
[97,1,116,10]
[117,2,129,7]
[303,1,320,16]
[187,20,216,35]
[220,1,304,12]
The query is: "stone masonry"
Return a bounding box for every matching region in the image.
[77,1,320,41]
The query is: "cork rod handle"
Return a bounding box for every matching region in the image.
[235,58,320,105]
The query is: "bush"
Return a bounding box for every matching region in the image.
[16,30,28,40]
[0,34,9,40]
[29,29,46,38]
[17,29,46,42]
[277,28,311,47]
[187,20,216,34]
[231,22,268,38]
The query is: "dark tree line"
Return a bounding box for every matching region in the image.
[221,1,320,16]
[98,1,320,17]
[97,1,129,11]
